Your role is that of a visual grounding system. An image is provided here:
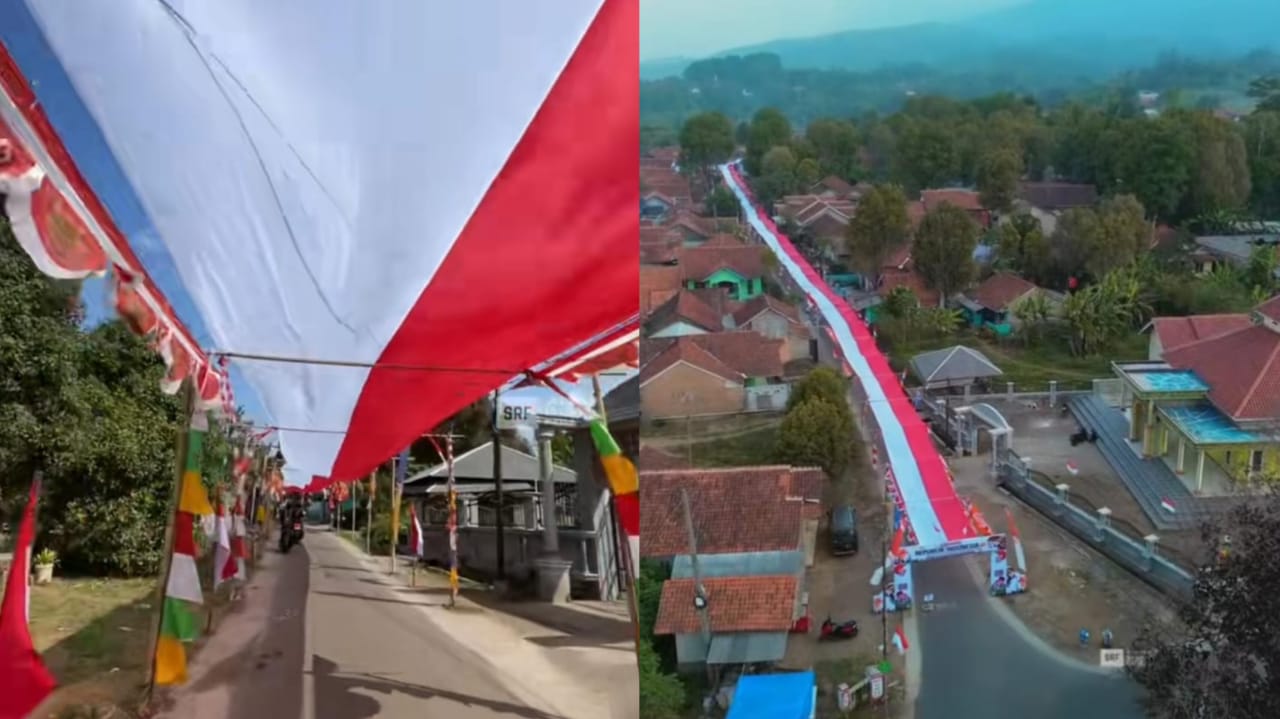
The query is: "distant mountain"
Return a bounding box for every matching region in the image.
[640,0,1280,80]
[639,56,695,81]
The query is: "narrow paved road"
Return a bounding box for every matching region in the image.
[813,324,1145,718]
[913,558,1144,719]
[159,526,567,719]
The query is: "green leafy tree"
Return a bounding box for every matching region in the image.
[639,640,686,719]
[705,185,738,218]
[1052,195,1148,281]
[775,398,853,480]
[1244,112,1280,217]
[845,184,910,280]
[678,112,735,173]
[1129,496,1280,719]
[1182,111,1251,217]
[804,117,860,180]
[976,148,1023,213]
[787,367,849,416]
[1104,116,1194,220]
[1247,75,1280,113]
[996,213,1051,282]
[881,285,920,319]
[913,203,979,305]
[744,107,792,176]
[893,118,960,190]
[756,145,799,208]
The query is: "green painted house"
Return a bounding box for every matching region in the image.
[677,238,768,301]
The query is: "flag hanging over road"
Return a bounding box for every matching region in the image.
[892,625,910,654]
[0,475,56,719]
[10,0,638,483]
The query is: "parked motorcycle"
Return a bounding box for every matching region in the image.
[819,617,859,641]
[279,519,304,553]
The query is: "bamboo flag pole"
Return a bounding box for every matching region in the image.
[390,465,402,574]
[142,379,195,703]
[366,471,375,553]
[593,374,642,655]
[447,435,459,608]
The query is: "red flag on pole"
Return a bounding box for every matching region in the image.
[0,474,57,718]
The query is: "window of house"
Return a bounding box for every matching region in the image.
[1251,450,1264,473]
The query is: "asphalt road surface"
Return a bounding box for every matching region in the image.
[159,527,567,719]
[913,558,1145,719]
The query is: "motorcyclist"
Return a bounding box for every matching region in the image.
[279,495,304,546]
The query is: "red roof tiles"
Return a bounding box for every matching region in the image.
[967,272,1038,312]
[677,244,767,282]
[1017,182,1098,211]
[654,575,798,635]
[640,466,809,557]
[879,268,939,307]
[1151,314,1251,354]
[922,189,983,213]
[640,265,683,316]
[647,290,725,335]
[640,338,743,385]
[732,294,802,327]
[1163,324,1280,421]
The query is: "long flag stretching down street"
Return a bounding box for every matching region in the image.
[0,475,57,719]
[588,418,638,576]
[8,0,638,484]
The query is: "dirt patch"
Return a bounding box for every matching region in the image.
[950,454,1176,662]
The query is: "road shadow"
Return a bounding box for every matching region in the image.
[462,590,631,648]
[310,654,566,719]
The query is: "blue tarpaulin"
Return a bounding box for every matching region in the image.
[726,671,816,719]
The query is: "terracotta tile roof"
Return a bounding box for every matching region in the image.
[640,466,809,557]
[967,272,1038,311]
[677,244,767,281]
[702,233,745,248]
[879,268,939,307]
[640,445,690,471]
[907,201,927,230]
[645,146,681,166]
[790,468,826,502]
[805,212,850,242]
[1255,294,1280,323]
[732,294,802,327]
[884,243,913,270]
[1151,314,1251,354]
[670,212,717,239]
[812,175,855,197]
[640,265,683,316]
[640,167,692,206]
[688,331,785,377]
[641,331,785,378]
[647,290,725,334]
[1150,223,1179,250]
[1018,182,1098,210]
[922,189,983,212]
[640,337,743,385]
[1163,324,1280,421]
[654,575,798,635]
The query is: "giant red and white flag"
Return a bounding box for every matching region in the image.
[15,0,638,482]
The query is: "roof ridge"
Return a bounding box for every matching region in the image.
[1165,322,1257,355]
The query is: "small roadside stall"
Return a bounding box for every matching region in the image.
[724,671,816,719]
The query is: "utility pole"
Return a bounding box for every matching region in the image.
[366,471,375,554]
[881,500,890,662]
[680,488,714,683]
[492,389,505,582]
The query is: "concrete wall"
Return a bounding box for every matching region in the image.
[642,363,745,418]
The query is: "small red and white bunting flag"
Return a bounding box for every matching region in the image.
[1160,498,1177,514]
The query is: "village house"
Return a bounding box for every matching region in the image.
[1191,232,1280,277]
[955,272,1062,334]
[1004,181,1099,235]
[676,236,769,301]
[640,331,789,417]
[402,441,619,599]
[1119,295,1280,491]
[920,189,991,230]
[644,289,812,362]
[642,466,823,670]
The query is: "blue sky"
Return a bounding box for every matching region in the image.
[2,2,629,436]
[641,0,1024,60]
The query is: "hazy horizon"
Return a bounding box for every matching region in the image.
[640,0,1025,60]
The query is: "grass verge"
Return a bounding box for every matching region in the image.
[29,577,154,716]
